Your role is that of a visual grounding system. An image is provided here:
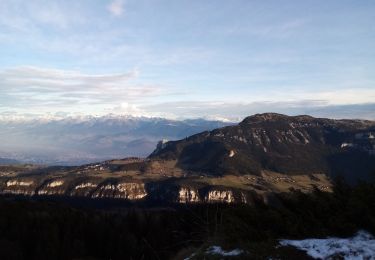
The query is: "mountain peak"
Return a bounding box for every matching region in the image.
[240,113,314,124]
[151,113,375,181]
[242,113,288,122]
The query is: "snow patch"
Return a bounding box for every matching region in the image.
[206,246,244,256]
[341,143,354,148]
[279,230,375,259]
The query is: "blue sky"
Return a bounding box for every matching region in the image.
[0,0,374,120]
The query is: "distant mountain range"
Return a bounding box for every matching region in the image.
[0,116,232,165]
[0,158,20,165]
[1,113,374,204]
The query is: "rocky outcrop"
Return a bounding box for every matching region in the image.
[1,189,36,196]
[2,179,36,196]
[205,190,235,203]
[177,187,248,204]
[0,178,148,200]
[70,182,98,197]
[92,182,147,200]
[6,180,34,187]
[37,179,66,195]
[178,187,200,203]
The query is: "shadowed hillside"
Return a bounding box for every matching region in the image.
[150,113,375,182]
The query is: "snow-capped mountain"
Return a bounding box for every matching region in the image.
[0,115,232,165]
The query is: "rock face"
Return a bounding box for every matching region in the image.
[150,113,375,183]
[71,182,98,197]
[177,187,237,203]
[0,177,250,204]
[6,180,34,187]
[178,187,200,203]
[205,190,235,203]
[0,177,149,200]
[2,179,36,195]
[37,179,66,195]
[92,182,147,199]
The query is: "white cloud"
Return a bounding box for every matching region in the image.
[272,88,375,106]
[107,0,125,17]
[1,65,374,119]
[112,102,146,117]
[0,1,86,31]
[141,99,375,121]
[0,66,162,115]
[216,18,307,39]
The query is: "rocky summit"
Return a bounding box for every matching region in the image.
[1,113,374,204]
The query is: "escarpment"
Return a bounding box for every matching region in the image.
[0,176,258,204]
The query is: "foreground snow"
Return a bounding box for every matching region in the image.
[279,230,375,259]
[206,246,244,256]
[184,246,244,259]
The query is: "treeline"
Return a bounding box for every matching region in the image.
[0,180,374,259]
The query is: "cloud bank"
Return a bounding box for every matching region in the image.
[0,66,161,115]
[1,65,375,121]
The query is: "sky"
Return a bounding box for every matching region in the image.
[0,0,374,121]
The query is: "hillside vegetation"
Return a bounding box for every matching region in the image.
[0,180,374,259]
